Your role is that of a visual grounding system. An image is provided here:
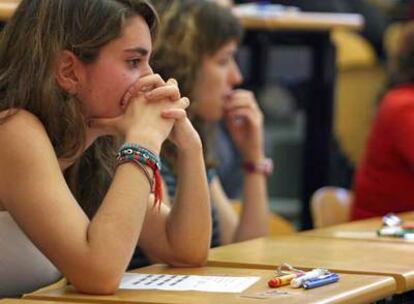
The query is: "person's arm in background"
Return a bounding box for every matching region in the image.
[212,89,269,244]
[215,124,243,198]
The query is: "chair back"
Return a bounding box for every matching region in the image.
[311,187,353,228]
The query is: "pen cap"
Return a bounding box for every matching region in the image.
[268,273,298,288]
[290,269,328,288]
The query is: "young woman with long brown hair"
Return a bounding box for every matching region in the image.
[0,0,210,297]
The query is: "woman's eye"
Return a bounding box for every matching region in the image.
[127,58,141,68]
[218,56,232,66]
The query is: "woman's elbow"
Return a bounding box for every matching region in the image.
[170,248,209,267]
[188,256,208,267]
[184,254,208,267]
[72,276,120,295]
[68,265,122,295]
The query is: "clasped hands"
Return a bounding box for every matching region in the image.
[88,74,199,154]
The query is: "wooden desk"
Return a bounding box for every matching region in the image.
[238,13,362,31]
[208,236,414,293]
[0,1,17,22]
[26,264,395,304]
[302,212,414,243]
[234,5,364,31]
[0,300,88,304]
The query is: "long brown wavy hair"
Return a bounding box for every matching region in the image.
[151,0,243,170]
[0,0,158,217]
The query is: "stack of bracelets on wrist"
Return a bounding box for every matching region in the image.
[116,143,162,211]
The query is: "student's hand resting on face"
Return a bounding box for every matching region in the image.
[87,74,187,154]
[125,77,200,152]
[224,89,265,161]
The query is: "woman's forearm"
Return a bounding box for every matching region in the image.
[233,172,269,242]
[166,144,211,265]
[79,163,151,292]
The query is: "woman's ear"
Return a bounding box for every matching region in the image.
[54,50,83,95]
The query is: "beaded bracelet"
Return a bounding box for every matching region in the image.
[116,143,162,211]
[118,143,161,169]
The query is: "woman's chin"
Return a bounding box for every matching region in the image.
[102,109,123,119]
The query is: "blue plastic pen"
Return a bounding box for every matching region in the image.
[303,273,339,289]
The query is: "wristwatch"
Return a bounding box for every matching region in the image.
[242,158,274,176]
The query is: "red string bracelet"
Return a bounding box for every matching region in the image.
[117,144,162,211]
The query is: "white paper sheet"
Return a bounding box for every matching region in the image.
[119,273,260,293]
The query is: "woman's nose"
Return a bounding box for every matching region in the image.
[142,64,153,77]
[229,61,243,86]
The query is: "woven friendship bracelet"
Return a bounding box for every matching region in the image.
[117,144,162,211]
[118,143,161,169]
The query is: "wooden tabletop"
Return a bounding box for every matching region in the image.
[25,264,395,304]
[208,235,414,293]
[0,300,89,304]
[302,212,414,243]
[233,4,364,31]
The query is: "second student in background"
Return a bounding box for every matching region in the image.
[150,0,271,246]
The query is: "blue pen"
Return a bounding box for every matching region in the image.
[303,273,339,289]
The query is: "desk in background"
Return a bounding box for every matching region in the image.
[235,5,363,31]
[234,5,363,229]
[302,211,414,243]
[208,235,414,294]
[26,264,395,304]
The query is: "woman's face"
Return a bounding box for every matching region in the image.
[191,40,242,122]
[77,15,153,119]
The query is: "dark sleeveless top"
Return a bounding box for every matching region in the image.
[128,162,220,270]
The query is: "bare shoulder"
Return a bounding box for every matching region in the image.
[0,109,47,134]
[0,109,56,194]
[0,109,53,150]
